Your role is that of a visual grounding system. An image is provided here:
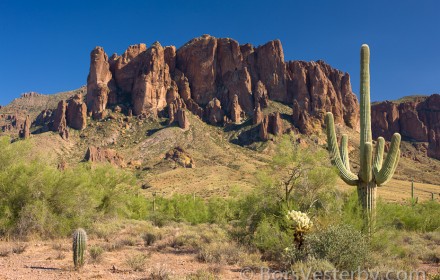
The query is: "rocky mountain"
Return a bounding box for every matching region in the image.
[372,94,440,160]
[1,35,440,167]
[86,34,359,135]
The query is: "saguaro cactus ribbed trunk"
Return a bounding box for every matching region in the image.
[325,44,401,234]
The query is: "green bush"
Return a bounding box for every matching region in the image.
[377,200,440,232]
[304,224,369,270]
[0,137,148,238]
[89,245,104,263]
[253,217,294,262]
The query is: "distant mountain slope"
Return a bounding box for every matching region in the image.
[0,86,86,118]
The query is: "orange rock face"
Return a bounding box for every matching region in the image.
[86,47,115,119]
[253,103,263,125]
[66,94,87,130]
[52,100,68,139]
[132,42,172,116]
[177,109,190,130]
[371,94,440,160]
[20,115,31,139]
[84,146,125,167]
[286,60,359,130]
[230,94,242,123]
[85,35,359,139]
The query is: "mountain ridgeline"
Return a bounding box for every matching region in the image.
[1,35,439,161]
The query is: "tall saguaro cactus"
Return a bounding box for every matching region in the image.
[325,44,401,234]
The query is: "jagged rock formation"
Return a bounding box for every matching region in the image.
[66,94,87,130]
[258,112,284,140]
[1,114,24,134]
[230,94,242,123]
[269,112,283,135]
[259,115,269,141]
[86,35,359,136]
[371,94,440,160]
[84,146,125,167]
[177,109,190,130]
[287,60,359,131]
[52,100,69,139]
[206,98,224,125]
[19,115,31,139]
[253,104,263,125]
[86,47,115,119]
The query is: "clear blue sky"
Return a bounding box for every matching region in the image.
[1,0,439,105]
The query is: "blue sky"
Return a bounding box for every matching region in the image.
[0,0,439,105]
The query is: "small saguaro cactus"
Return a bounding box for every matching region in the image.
[325,44,401,234]
[73,228,87,268]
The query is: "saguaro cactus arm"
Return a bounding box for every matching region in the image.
[373,133,401,185]
[373,137,385,170]
[340,134,351,170]
[325,112,359,186]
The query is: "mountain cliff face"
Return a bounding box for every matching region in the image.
[86,34,359,134]
[372,94,440,160]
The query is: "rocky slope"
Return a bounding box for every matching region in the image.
[372,94,440,160]
[0,88,84,136]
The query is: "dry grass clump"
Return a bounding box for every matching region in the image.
[125,252,150,271]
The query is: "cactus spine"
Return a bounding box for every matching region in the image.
[325,44,401,234]
[73,228,87,268]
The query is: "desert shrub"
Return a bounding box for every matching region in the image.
[149,264,171,279]
[142,232,160,246]
[197,242,241,265]
[0,246,10,257]
[89,245,104,263]
[11,243,27,254]
[304,224,368,270]
[119,237,137,246]
[206,197,237,224]
[125,253,149,271]
[252,217,294,262]
[0,137,148,238]
[377,200,440,232]
[291,258,336,278]
[172,224,228,250]
[185,270,219,280]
